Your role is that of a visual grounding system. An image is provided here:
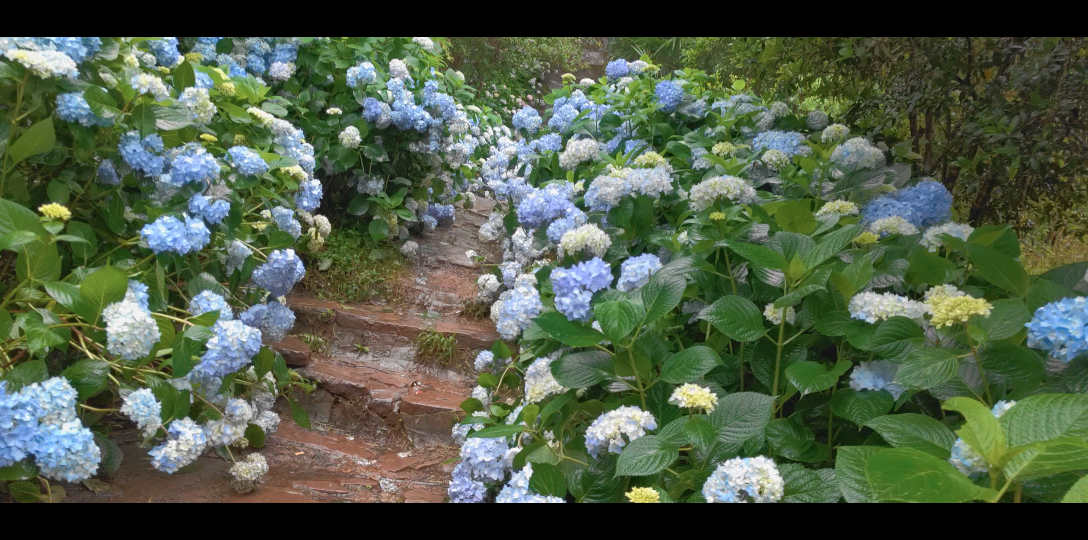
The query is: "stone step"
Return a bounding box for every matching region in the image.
[288,296,499,350]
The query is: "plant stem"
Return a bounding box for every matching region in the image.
[771,315,787,416]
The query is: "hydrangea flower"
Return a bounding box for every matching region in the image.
[229,453,269,494]
[821,124,849,142]
[204,399,253,447]
[239,300,296,344]
[190,290,233,321]
[455,436,514,483]
[346,61,377,87]
[763,303,797,325]
[584,406,657,458]
[225,240,253,276]
[849,360,906,399]
[192,320,262,379]
[295,179,323,213]
[921,222,974,252]
[474,350,496,372]
[178,87,216,125]
[949,400,1017,477]
[830,137,884,170]
[606,59,630,79]
[654,80,683,113]
[558,138,599,170]
[689,175,758,211]
[870,215,919,237]
[339,126,362,148]
[512,106,542,133]
[33,420,101,482]
[815,200,859,218]
[188,193,230,225]
[56,92,113,127]
[120,388,163,438]
[271,206,302,239]
[448,466,489,503]
[752,130,809,157]
[523,356,566,403]
[848,291,928,323]
[146,37,182,68]
[669,384,718,413]
[97,159,119,185]
[559,224,612,259]
[103,299,161,360]
[1025,297,1088,363]
[807,111,829,131]
[584,174,633,211]
[496,464,565,503]
[226,146,269,176]
[149,417,208,474]
[119,131,166,176]
[4,49,79,79]
[252,249,305,297]
[926,291,992,328]
[551,257,613,322]
[702,456,784,503]
[496,274,543,340]
[616,254,662,292]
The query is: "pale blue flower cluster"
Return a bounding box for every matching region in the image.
[655,80,684,113]
[496,464,565,503]
[551,257,613,322]
[120,388,162,437]
[512,106,542,133]
[56,92,113,127]
[426,203,455,227]
[188,193,230,225]
[240,300,296,343]
[252,249,305,297]
[702,456,784,503]
[149,417,208,474]
[97,159,119,185]
[0,37,100,64]
[454,436,512,483]
[127,279,150,310]
[1025,297,1088,363]
[191,320,262,379]
[191,37,222,61]
[204,399,252,447]
[546,207,587,243]
[531,133,563,153]
[346,61,377,88]
[103,298,160,360]
[141,215,210,255]
[862,180,953,229]
[606,59,630,79]
[548,104,579,132]
[849,360,906,399]
[190,290,234,321]
[0,378,101,482]
[295,179,323,212]
[752,130,809,157]
[448,471,488,503]
[167,144,221,186]
[616,254,663,292]
[226,146,269,176]
[225,240,253,276]
[146,37,182,68]
[516,183,575,229]
[272,206,303,239]
[119,131,166,176]
[496,275,543,340]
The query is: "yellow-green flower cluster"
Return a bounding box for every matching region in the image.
[712,141,744,156]
[632,151,665,168]
[184,52,203,64]
[218,82,235,96]
[667,383,718,413]
[199,134,218,142]
[853,231,879,245]
[38,203,71,221]
[626,487,660,503]
[927,291,993,328]
[709,211,726,221]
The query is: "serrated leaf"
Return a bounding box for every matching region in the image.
[615,435,678,476]
[866,447,998,502]
[700,295,768,342]
[865,414,957,458]
[659,346,720,384]
[786,360,852,394]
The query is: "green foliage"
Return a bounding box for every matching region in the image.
[298,223,405,303]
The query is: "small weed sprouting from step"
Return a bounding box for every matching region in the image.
[459,299,491,321]
[319,309,335,324]
[413,328,464,371]
[353,343,370,353]
[300,224,406,304]
[297,333,327,354]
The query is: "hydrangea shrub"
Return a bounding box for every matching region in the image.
[448,57,1088,504]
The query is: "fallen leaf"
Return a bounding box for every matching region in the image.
[82,479,111,493]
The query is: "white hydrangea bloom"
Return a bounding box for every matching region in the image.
[763,303,797,325]
[229,453,269,494]
[523,357,566,404]
[558,138,600,170]
[848,291,928,323]
[870,215,919,236]
[388,59,409,79]
[584,406,657,458]
[815,200,859,217]
[921,221,974,252]
[702,456,784,503]
[559,224,612,258]
[689,175,758,211]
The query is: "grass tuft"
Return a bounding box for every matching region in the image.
[300,224,406,304]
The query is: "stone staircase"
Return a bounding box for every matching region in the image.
[67,200,502,503]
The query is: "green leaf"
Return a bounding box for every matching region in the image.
[975,298,1031,341]
[1000,393,1088,448]
[906,249,959,286]
[830,254,874,301]
[16,240,60,284]
[3,359,48,390]
[80,266,128,325]
[533,312,605,347]
[593,299,643,342]
[368,218,389,241]
[551,350,613,388]
[966,243,1030,296]
[786,360,851,394]
[244,424,267,449]
[0,230,39,252]
[707,392,775,452]
[83,86,119,119]
[722,239,787,270]
[0,198,47,236]
[130,103,157,135]
[173,61,196,93]
[830,389,895,426]
[468,424,527,439]
[683,416,716,449]
[865,414,957,458]
[0,460,38,482]
[43,281,82,311]
[803,224,862,270]
[773,284,826,309]
[866,447,998,502]
[61,359,110,401]
[288,398,311,429]
[659,346,720,384]
[1061,475,1088,503]
[701,295,768,342]
[774,199,818,234]
[8,480,43,503]
[6,118,55,166]
[835,446,882,503]
[640,272,686,324]
[766,417,831,462]
[894,347,960,390]
[942,397,1007,467]
[779,464,840,503]
[1003,437,1088,481]
[865,317,925,359]
[152,104,193,130]
[978,342,1045,384]
[528,462,567,497]
[615,435,679,476]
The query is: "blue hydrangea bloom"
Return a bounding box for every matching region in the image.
[240,300,295,344]
[849,360,906,399]
[655,80,684,113]
[168,144,220,186]
[551,257,613,322]
[246,53,266,75]
[516,186,574,229]
[118,131,165,176]
[862,179,953,229]
[190,290,233,321]
[97,159,119,185]
[531,133,563,153]
[455,436,511,483]
[141,216,192,254]
[56,92,113,127]
[271,43,297,64]
[194,71,213,89]
[347,62,377,88]
[127,279,150,310]
[512,106,542,133]
[272,206,302,239]
[184,214,211,252]
[188,193,230,225]
[548,104,579,132]
[146,37,181,68]
[426,204,455,227]
[32,420,101,482]
[1026,297,1088,363]
[616,254,663,292]
[0,381,37,467]
[295,179,323,212]
[149,417,207,474]
[752,130,809,157]
[120,388,162,436]
[192,320,262,379]
[448,463,489,503]
[606,59,629,79]
[225,146,268,176]
[547,208,587,243]
[252,249,305,297]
